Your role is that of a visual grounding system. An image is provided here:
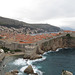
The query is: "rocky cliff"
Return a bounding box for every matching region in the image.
[24,33,75,59]
[0,32,75,60]
[39,36,75,52]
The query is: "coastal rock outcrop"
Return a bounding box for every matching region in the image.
[62,70,73,75]
[30,73,38,75]
[5,72,14,75]
[24,54,42,60]
[24,65,34,74]
[23,33,75,60]
[24,65,38,75]
[5,70,19,75]
[30,54,42,60]
[11,70,19,73]
[40,35,75,52]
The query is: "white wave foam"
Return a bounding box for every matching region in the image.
[18,72,23,75]
[23,56,46,66]
[19,56,46,75]
[20,65,28,72]
[43,50,52,55]
[43,48,63,55]
[31,56,46,63]
[12,58,27,66]
[56,48,62,52]
[11,55,46,75]
[65,47,69,49]
[36,69,43,75]
[11,55,46,66]
[20,65,43,75]
[32,65,43,75]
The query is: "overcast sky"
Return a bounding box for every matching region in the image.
[0,0,75,30]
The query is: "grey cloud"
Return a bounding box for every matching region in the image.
[0,0,75,29]
[62,21,75,29]
[15,0,75,21]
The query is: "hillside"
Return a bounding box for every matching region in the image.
[0,16,61,34]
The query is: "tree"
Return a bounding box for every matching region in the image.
[0,36,2,39]
[66,34,71,38]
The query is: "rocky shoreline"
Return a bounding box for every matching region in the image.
[5,66,73,75]
[24,33,75,60]
[1,33,74,60]
[0,32,75,60]
[0,33,75,75]
[62,70,73,75]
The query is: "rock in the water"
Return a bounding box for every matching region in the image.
[24,65,34,74]
[30,54,42,60]
[5,72,13,75]
[11,70,19,73]
[62,70,73,75]
[30,73,38,75]
[24,54,42,60]
[23,55,31,59]
[5,70,19,75]
[5,72,17,75]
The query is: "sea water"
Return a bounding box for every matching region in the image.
[1,48,75,75]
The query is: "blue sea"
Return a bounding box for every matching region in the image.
[0,48,75,75]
